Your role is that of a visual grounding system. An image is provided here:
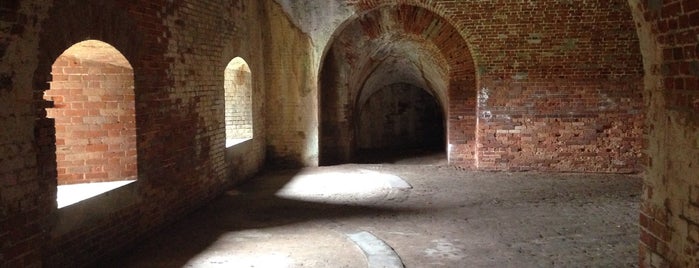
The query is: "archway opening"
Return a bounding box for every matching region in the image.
[319,5,476,166]
[224,57,253,147]
[44,40,137,208]
[355,83,445,163]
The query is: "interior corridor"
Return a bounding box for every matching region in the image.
[3,1,697,267]
[101,155,640,267]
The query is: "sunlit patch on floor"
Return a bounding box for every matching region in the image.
[100,165,641,267]
[275,169,412,202]
[57,180,135,208]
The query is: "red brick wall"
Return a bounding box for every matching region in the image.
[628,0,699,266]
[477,78,644,172]
[268,1,644,172]
[342,0,645,173]
[45,50,137,185]
[1,0,267,267]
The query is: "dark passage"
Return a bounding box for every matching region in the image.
[355,83,445,164]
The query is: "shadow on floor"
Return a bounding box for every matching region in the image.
[353,147,446,165]
[97,169,417,268]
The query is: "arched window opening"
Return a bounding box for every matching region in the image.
[44,40,137,208]
[224,57,253,147]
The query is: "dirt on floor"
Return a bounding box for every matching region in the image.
[100,153,642,268]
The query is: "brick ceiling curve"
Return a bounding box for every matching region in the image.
[59,40,132,69]
[321,4,476,115]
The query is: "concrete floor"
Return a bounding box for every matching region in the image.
[100,153,641,267]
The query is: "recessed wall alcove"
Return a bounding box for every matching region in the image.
[43,40,137,208]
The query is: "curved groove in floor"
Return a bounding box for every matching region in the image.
[346,231,405,268]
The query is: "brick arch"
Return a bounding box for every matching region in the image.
[224,57,254,147]
[348,0,479,63]
[33,0,144,210]
[44,40,137,186]
[351,4,476,83]
[349,36,448,120]
[319,4,478,166]
[34,1,143,93]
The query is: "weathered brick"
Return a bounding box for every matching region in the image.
[2,0,267,266]
[1,0,696,267]
[631,0,699,265]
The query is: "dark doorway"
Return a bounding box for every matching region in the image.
[355,83,445,164]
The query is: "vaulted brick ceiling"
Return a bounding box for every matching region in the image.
[336,9,450,111]
[347,0,643,80]
[323,4,476,115]
[59,40,131,69]
[318,0,644,114]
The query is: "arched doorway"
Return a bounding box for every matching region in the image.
[44,40,137,208]
[319,5,477,166]
[224,57,253,147]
